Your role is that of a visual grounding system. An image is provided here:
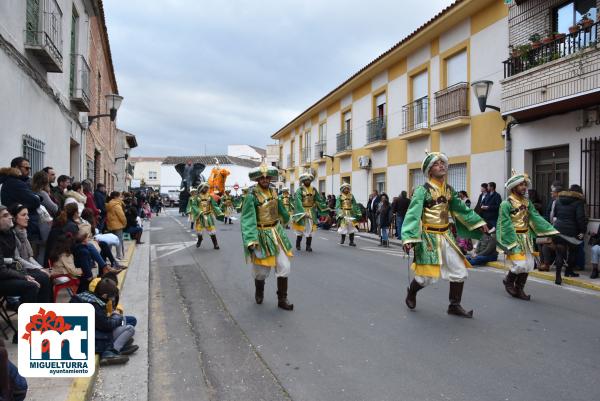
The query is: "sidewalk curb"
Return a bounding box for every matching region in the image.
[64,241,137,401]
[486,261,600,292]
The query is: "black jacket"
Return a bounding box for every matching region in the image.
[553,191,587,237]
[0,167,41,240]
[0,230,27,281]
[481,191,501,222]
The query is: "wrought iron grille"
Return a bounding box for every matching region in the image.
[581,136,599,219]
[24,0,63,65]
[287,154,293,168]
[22,135,45,175]
[409,163,467,193]
[314,140,327,159]
[503,21,599,78]
[301,146,311,164]
[433,82,469,124]
[367,116,387,143]
[336,131,352,153]
[402,96,429,133]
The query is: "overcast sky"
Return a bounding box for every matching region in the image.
[104,0,455,157]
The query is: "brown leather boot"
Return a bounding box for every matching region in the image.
[276,277,294,310]
[349,234,356,247]
[296,236,302,251]
[196,235,203,248]
[254,279,265,304]
[405,279,423,310]
[340,234,346,245]
[306,237,313,252]
[538,263,550,272]
[210,235,220,250]
[447,282,473,318]
[503,271,519,297]
[514,273,531,300]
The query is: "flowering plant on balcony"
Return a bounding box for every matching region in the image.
[579,13,594,29]
[529,33,541,49]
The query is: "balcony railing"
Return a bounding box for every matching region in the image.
[70,54,91,111]
[336,130,352,153]
[286,154,294,168]
[402,96,429,133]
[367,116,387,143]
[24,0,63,72]
[301,146,311,164]
[433,82,469,124]
[503,21,599,78]
[314,140,327,159]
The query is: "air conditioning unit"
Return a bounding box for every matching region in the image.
[359,156,371,169]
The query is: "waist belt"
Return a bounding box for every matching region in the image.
[423,224,449,233]
[257,221,279,228]
[516,228,529,234]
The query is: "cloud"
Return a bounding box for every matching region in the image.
[104,0,455,156]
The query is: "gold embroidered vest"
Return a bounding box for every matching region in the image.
[254,188,279,226]
[199,194,212,215]
[282,194,291,207]
[422,181,452,227]
[508,194,529,232]
[301,186,316,208]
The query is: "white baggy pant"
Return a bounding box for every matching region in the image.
[294,216,314,238]
[337,217,358,235]
[252,244,291,280]
[415,236,468,287]
[508,251,536,274]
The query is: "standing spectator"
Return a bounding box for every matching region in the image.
[589,225,599,279]
[94,183,107,232]
[64,182,87,214]
[0,159,42,254]
[376,193,393,247]
[474,183,488,215]
[480,182,501,228]
[367,190,380,234]
[552,185,587,284]
[538,182,562,272]
[458,191,471,208]
[466,228,498,266]
[106,192,127,260]
[82,180,100,224]
[392,191,410,240]
[545,181,563,223]
[52,175,71,210]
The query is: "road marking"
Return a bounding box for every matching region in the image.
[319,237,329,241]
[151,241,197,259]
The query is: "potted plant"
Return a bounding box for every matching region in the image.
[529,33,542,48]
[542,30,555,44]
[508,45,519,58]
[580,12,594,29]
[554,31,566,40]
[569,23,580,33]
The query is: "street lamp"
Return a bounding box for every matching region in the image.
[320,151,335,196]
[471,80,500,113]
[88,93,124,125]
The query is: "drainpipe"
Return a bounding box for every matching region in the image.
[504,118,517,198]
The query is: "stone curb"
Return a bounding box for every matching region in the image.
[64,241,137,401]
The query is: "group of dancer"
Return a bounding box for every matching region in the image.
[185,151,558,316]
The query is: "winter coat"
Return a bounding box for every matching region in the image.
[553,191,587,237]
[70,291,124,352]
[0,229,28,281]
[392,196,410,218]
[84,191,100,220]
[0,167,41,240]
[377,203,393,228]
[52,253,83,277]
[474,232,498,257]
[64,190,86,214]
[480,191,501,224]
[94,190,107,216]
[106,199,126,231]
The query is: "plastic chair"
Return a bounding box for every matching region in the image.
[123,232,132,241]
[48,260,80,302]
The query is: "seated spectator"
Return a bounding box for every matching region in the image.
[80,208,123,271]
[125,205,144,245]
[94,183,107,232]
[0,205,43,305]
[466,228,498,266]
[31,171,58,263]
[52,175,71,210]
[0,338,27,401]
[70,278,136,366]
[64,182,87,214]
[49,235,83,279]
[317,215,333,230]
[590,225,599,279]
[89,272,138,329]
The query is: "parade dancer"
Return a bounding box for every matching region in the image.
[402,152,488,318]
[292,172,328,252]
[191,183,224,249]
[336,183,361,246]
[220,189,235,224]
[279,187,293,229]
[496,171,558,300]
[235,186,249,213]
[241,164,294,310]
[186,189,198,230]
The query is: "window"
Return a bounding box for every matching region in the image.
[412,71,428,100]
[341,176,351,185]
[554,0,597,34]
[447,163,467,192]
[410,168,426,192]
[318,179,326,194]
[373,173,386,194]
[581,137,599,219]
[318,123,326,142]
[149,171,158,180]
[22,135,45,176]
[343,111,352,133]
[445,50,467,87]
[411,70,429,129]
[69,5,79,97]
[375,93,386,118]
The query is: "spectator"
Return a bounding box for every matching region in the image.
[52,175,71,210]
[31,171,58,261]
[82,180,100,224]
[552,184,587,284]
[125,205,144,245]
[70,278,132,366]
[0,205,42,305]
[466,228,498,266]
[42,166,60,206]
[0,159,42,254]
[474,183,488,215]
[106,192,127,260]
[79,208,123,272]
[458,191,471,208]
[377,193,393,247]
[392,191,410,240]
[538,182,563,272]
[64,182,86,214]
[94,183,107,231]
[590,225,599,279]
[480,182,501,228]
[49,235,83,278]
[544,181,563,223]
[367,190,380,234]
[0,338,27,401]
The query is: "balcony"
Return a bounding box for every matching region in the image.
[501,22,600,121]
[431,82,470,131]
[301,146,311,166]
[336,130,352,157]
[365,116,387,150]
[314,140,327,162]
[286,154,294,170]
[70,54,90,111]
[24,0,63,72]
[401,96,430,139]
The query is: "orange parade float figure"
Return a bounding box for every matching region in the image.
[208,158,231,200]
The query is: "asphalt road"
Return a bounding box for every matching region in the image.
[149,209,600,401]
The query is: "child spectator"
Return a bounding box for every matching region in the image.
[466,228,498,266]
[0,338,27,401]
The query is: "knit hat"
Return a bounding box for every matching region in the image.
[505,169,531,191]
[340,183,351,192]
[249,163,278,181]
[422,152,448,176]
